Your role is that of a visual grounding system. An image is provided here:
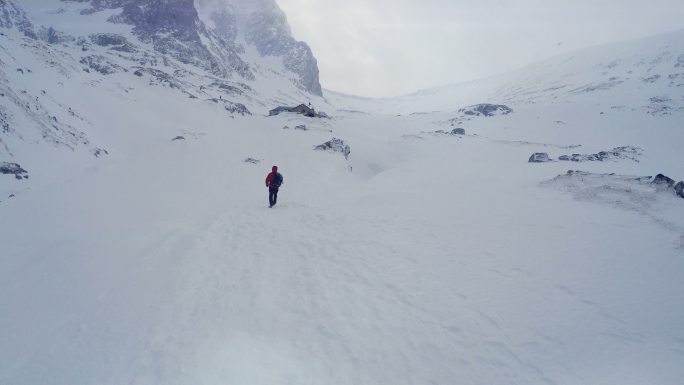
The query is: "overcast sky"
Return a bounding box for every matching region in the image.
[276,0,684,97]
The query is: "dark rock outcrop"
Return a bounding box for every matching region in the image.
[314,138,350,159]
[451,128,466,135]
[0,162,28,179]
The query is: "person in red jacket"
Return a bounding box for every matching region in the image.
[265,165,284,208]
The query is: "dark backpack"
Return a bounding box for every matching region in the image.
[272,173,283,187]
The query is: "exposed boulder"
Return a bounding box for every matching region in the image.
[314,138,350,159]
[171,136,185,141]
[529,153,551,163]
[294,124,307,130]
[451,128,466,135]
[244,157,261,164]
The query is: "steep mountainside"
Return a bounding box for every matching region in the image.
[0,0,325,165]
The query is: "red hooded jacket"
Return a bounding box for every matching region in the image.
[265,166,284,188]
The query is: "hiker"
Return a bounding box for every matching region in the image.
[265,166,284,208]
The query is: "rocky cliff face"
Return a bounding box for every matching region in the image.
[199,0,323,96]
[69,0,322,95]
[63,0,253,80]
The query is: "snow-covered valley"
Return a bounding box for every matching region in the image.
[1,1,684,384]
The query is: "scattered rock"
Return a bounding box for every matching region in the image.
[557,146,642,162]
[80,55,123,75]
[459,104,513,117]
[214,82,245,96]
[314,138,351,159]
[294,124,307,130]
[171,136,185,141]
[451,128,466,135]
[92,148,109,157]
[647,96,675,116]
[652,173,675,187]
[529,153,551,163]
[0,162,28,179]
[223,101,250,116]
[89,33,136,52]
[244,158,261,164]
[642,74,661,83]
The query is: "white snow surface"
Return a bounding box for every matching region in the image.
[1,15,684,385]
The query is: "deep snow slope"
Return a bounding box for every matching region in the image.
[1,11,684,385]
[328,29,684,115]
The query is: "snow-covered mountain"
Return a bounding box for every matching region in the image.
[329,28,684,115]
[0,0,323,159]
[1,3,684,384]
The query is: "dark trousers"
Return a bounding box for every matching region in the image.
[269,187,279,207]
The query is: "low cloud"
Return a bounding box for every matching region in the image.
[277,0,684,97]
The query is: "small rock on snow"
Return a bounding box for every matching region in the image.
[529,153,551,163]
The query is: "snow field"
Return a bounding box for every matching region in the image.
[1,19,684,384]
